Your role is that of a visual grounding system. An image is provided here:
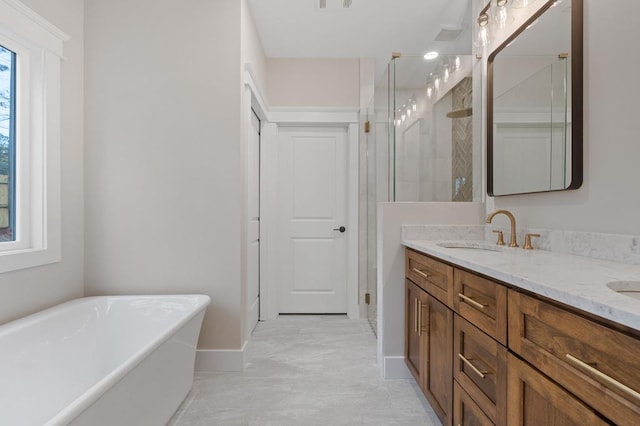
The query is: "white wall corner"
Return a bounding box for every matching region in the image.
[244,63,270,121]
[195,341,248,372]
[383,356,412,379]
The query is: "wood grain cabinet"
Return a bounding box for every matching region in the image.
[406,248,454,307]
[405,278,453,425]
[507,353,608,426]
[405,279,427,385]
[405,250,453,426]
[405,248,640,426]
[453,381,495,426]
[453,269,507,345]
[423,291,453,425]
[509,290,640,425]
[453,316,507,426]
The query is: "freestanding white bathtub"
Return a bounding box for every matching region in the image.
[0,294,210,426]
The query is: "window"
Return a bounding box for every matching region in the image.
[0,0,68,273]
[0,45,16,243]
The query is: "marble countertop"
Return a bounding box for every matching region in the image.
[403,238,640,332]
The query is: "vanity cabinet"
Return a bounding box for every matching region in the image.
[406,248,454,307]
[453,269,507,345]
[509,291,640,425]
[453,316,507,425]
[453,381,494,426]
[405,247,640,426]
[405,280,427,384]
[423,291,453,424]
[507,353,608,425]
[404,279,453,425]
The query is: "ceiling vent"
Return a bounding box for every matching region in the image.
[434,26,463,42]
[317,0,353,10]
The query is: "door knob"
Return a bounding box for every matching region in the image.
[333,226,346,233]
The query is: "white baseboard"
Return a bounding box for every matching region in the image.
[195,341,248,372]
[383,356,412,379]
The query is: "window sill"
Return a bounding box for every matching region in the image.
[0,245,60,274]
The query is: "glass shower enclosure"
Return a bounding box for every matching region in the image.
[361,54,480,334]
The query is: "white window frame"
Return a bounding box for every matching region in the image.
[0,0,68,273]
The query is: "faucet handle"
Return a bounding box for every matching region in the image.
[492,230,505,246]
[523,233,541,250]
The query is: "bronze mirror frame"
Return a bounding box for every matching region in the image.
[487,0,583,196]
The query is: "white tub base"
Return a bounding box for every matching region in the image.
[0,295,210,426]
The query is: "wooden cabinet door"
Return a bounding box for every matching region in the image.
[509,290,640,424]
[405,280,425,386]
[423,293,454,426]
[507,354,608,426]
[454,381,495,426]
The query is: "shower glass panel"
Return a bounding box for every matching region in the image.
[361,55,479,335]
[362,64,391,335]
[389,55,477,202]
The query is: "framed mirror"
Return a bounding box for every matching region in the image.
[487,0,582,196]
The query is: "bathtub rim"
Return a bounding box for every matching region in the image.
[0,294,210,425]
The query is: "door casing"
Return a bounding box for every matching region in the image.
[261,111,360,320]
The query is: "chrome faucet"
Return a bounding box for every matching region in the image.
[486,210,518,247]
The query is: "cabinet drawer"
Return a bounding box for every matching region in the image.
[454,381,495,426]
[406,249,454,307]
[509,290,640,425]
[453,269,507,345]
[507,353,608,426]
[454,316,507,426]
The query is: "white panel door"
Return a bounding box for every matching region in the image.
[277,126,348,314]
[247,111,260,334]
[493,124,553,194]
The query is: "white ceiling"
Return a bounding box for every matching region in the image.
[248,0,473,81]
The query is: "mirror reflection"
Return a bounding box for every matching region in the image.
[488,0,582,196]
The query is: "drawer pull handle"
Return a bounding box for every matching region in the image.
[412,268,430,279]
[565,353,640,402]
[458,293,485,310]
[458,353,487,379]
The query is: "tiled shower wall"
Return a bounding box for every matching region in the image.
[452,77,473,202]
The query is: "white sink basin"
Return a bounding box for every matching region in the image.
[436,241,504,252]
[606,281,640,301]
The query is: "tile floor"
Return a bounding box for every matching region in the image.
[168,316,440,425]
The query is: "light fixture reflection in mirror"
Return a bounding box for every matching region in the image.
[487,0,583,196]
[511,0,540,8]
[493,0,511,29]
[475,11,492,47]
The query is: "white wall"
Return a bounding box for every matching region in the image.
[267,58,359,108]
[0,0,84,325]
[84,0,244,352]
[377,202,485,378]
[240,0,267,343]
[241,0,267,93]
[486,0,640,235]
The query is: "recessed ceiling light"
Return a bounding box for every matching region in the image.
[424,51,439,60]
